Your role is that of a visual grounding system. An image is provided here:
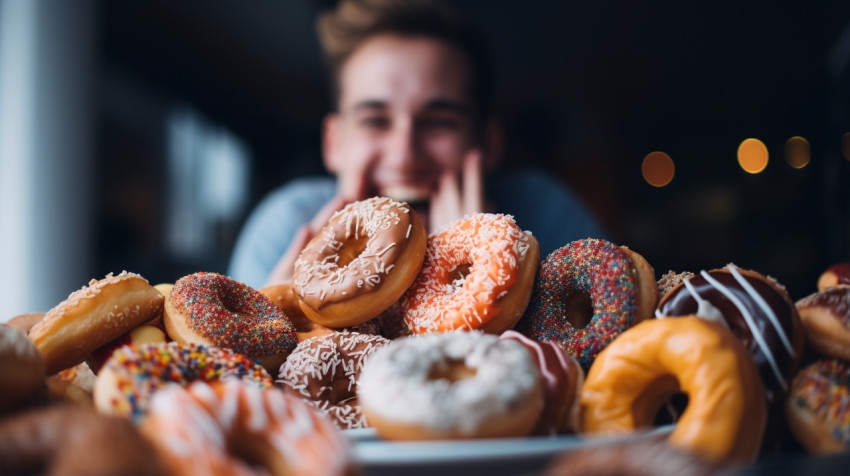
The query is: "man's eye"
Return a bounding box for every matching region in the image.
[359,117,389,129]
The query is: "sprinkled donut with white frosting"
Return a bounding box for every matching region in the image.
[656,264,804,406]
[277,331,389,430]
[293,196,427,328]
[357,330,543,440]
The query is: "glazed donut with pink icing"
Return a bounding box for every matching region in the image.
[500,330,584,435]
[292,196,427,328]
[277,331,389,430]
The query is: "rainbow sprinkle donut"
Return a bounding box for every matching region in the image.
[164,272,297,373]
[93,341,272,422]
[786,359,850,453]
[515,238,648,367]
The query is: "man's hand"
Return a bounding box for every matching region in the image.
[429,149,484,231]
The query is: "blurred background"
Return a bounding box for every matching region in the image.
[2,0,849,319]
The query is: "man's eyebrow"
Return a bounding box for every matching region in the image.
[350,100,387,112]
[424,99,471,116]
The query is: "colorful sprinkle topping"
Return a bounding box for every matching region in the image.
[104,341,272,422]
[791,359,850,447]
[515,238,637,367]
[170,272,296,356]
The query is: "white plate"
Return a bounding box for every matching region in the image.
[345,426,675,476]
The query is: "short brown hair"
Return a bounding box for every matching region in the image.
[317,0,493,125]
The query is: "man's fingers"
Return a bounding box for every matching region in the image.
[462,149,484,215]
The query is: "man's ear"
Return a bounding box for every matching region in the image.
[322,113,341,173]
[482,118,504,173]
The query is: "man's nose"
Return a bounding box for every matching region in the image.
[383,120,419,169]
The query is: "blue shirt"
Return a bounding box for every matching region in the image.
[228,169,606,289]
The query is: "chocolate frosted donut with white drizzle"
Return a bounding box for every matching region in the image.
[656,264,804,405]
[293,196,427,328]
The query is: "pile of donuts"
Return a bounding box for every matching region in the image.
[2,195,849,475]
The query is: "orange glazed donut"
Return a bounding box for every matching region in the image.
[358,330,543,440]
[0,325,45,411]
[164,272,297,373]
[581,317,766,465]
[28,271,164,375]
[796,285,850,361]
[402,213,540,334]
[277,331,390,430]
[293,196,427,328]
[94,341,272,422]
[140,380,356,476]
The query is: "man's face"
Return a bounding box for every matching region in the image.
[324,34,477,203]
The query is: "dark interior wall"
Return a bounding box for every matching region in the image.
[94,0,850,300]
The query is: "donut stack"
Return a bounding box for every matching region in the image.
[1,196,848,475]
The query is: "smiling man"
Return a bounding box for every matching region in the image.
[228,0,604,289]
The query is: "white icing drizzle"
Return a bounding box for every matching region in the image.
[683,278,728,328]
[699,270,787,391]
[500,330,558,387]
[727,265,794,356]
[357,331,540,434]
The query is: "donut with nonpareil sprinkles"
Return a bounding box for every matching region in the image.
[277,331,389,430]
[93,341,272,422]
[515,238,657,368]
[141,381,356,476]
[164,272,296,374]
[785,359,850,454]
[402,213,540,334]
[657,264,804,406]
[293,196,427,328]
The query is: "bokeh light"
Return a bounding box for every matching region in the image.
[737,138,769,174]
[784,136,810,169]
[842,132,850,161]
[641,151,675,187]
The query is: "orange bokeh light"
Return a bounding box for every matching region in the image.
[784,136,810,169]
[738,138,768,174]
[641,151,675,187]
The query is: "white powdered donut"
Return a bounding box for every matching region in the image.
[358,330,542,440]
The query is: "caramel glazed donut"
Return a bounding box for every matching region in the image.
[277,331,390,430]
[656,264,804,405]
[358,330,543,440]
[293,196,427,328]
[795,284,850,361]
[581,317,766,465]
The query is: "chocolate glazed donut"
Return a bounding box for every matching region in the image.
[657,264,804,406]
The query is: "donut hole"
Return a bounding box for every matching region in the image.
[337,234,371,268]
[428,359,477,383]
[448,264,471,287]
[631,375,682,428]
[564,293,593,329]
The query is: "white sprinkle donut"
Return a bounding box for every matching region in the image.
[357,330,543,440]
[293,196,427,328]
